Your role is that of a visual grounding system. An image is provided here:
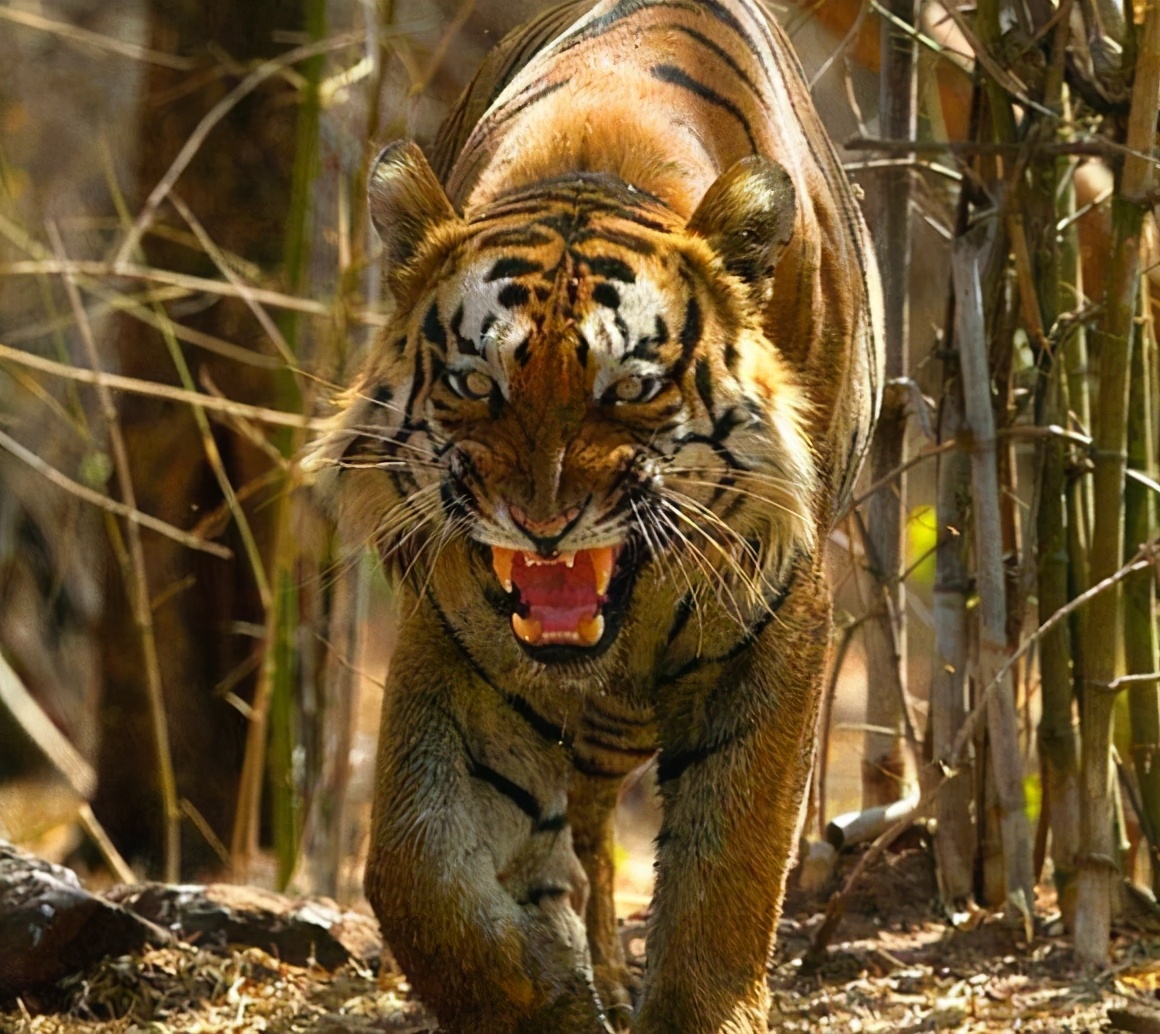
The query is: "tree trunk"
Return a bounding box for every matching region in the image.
[94,0,309,876]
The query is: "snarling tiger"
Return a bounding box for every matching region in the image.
[308,0,882,1029]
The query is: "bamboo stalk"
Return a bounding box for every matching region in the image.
[952,219,1035,919]
[1037,355,1083,919]
[928,399,975,903]
[1074,0,1160,964]
[1027,19,1083,923]
[1125,283,1160,894]
[862,0,917,810]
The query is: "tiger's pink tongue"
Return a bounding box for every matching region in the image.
[491,546,614,647]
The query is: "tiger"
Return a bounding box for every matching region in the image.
[306,0,883,1030]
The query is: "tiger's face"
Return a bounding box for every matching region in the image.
[311,143,818,665]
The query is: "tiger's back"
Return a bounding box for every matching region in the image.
[436,0,883,516]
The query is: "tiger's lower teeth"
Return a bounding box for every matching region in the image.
[511,612,542,644]
[509,612,605,647]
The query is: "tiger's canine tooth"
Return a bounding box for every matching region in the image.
[576,613,604,646]
[511,612,543,644]
[491,546,515,592]
[591,547,614,595]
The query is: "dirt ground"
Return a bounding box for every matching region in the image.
[4,841,1159,1034]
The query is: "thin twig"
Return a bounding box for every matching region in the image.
[47,221,181,880]
[0,648,96,799]
[0,428,231,558]
[168,192,297,368]
[0,258,388,324]
[0,5,198,70]
[111,30,366,266]
[1102,672,1160,692]
[951,540,1160,766]
[0,343,324,429]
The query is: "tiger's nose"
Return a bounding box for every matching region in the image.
[510,503,582,548]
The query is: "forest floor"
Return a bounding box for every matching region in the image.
[4,842,1159,1034]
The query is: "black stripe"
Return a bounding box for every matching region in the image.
[572,753,630,778]
[669,24,761,100]
[513,335,532,365]
[526,885,569,906]
[650,64,757,151]
[487,257,544,281]
[580,227,656,256]
[470,758,542,820]
[536,813,568,833]
[711,406,748,444]
[666,593,694,645]
[659,561,801,685]
[476,227,554,249]
[587,699,655,729]
[673,431,748,473]
[582,735,656,757]
[422,303,446,351]
[489,76,570,129]
[576,333,590,369]
[658,717,760,785]
[586,256,636,283]
[425,590,573,747]
[671,295,702,381]
[403,343,426,423]
[657,739,723,784]
[452,304,478,356]
[694,357,715,418]
[592,282,621,310]
[498,282,530,308]
[696,0,777,90]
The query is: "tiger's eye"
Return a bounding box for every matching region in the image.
[463,370,493,399]
[606,374,661,404]
[448,369,494,400]
[615,376,644,402]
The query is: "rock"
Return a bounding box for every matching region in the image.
[106,882,383,969]
[0,840,170,1000]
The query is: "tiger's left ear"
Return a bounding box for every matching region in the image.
[368,140,461,293]
[687,156,797,287]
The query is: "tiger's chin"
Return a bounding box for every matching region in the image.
[484,541,637,663]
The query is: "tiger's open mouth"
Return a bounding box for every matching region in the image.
[490,545,622,651]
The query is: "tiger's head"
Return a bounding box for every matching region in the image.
[309,141,818,665]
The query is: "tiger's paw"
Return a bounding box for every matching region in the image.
[593,962,639,1032]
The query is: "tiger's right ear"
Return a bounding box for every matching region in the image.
[687,156,797,288]
[368,141,459,286]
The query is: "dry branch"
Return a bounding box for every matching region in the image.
[0,343,324,429]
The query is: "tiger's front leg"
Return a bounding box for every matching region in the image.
[636,571,830,1034]
[364,598,612,1034]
